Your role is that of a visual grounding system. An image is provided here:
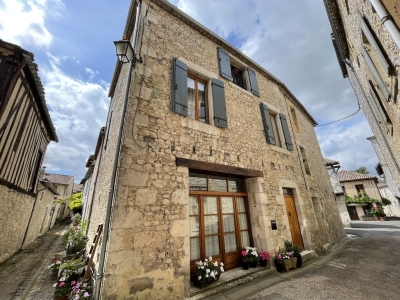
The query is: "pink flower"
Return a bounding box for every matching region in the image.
[278,254,282,259]
[71,281,76,285]
[82,283,87,287]
[83,292,90,297]
[241,250,247,256]
[59,282,65,287]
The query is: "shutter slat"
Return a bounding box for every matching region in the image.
[361,47,390,101]
[357,12,390,74]
[259,103,274,144]
[248,68,260,97]
[279,113,293,151]
[212,78,228,128]
[217,48,233,81]
[171,58,188,116]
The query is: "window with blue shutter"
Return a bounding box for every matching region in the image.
[279,114,293,151]
[248,68,260,97]
[217,48,233,81]
[212,78,228,128]
[171,58,188,116]
[260,103,274,144]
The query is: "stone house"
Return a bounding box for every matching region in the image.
[45,173,75,221]
[338,169,381,220]
[0,39,58,263]
[324,158,351,227]
[377,180,400,216]
[324,0,400,206]
[84,1,345,298]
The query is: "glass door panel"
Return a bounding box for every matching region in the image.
[190,238,200,260]
[224,233,238,252]
[240,231,250,248]
[205,235,220,256]
[204,196,218,214]
[204,216,219,234]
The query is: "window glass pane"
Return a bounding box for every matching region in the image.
[237,197,246,213]
[190,196,199,215]
[198,81,207,123]
[209,175,227,192]
[223,215,236,232]
[228,178,245,192]
[241,231,250,248]
[187,77,195,120]
[204,197,218,214]
[190,216,199,237]
[269,112,281,147]
[205,235,220,257]
[238,214,248,230]
[204,216,219,234]
[189,173,207,191]
[221,197,234,213]
[190,238,200,260]
[224,233,238,252]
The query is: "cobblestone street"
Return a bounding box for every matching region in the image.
[0,221,69,300]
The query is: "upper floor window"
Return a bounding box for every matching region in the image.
[187,75,208,123]
[230,65,247,90]
[268,112,281,147]
[355,184,365,196]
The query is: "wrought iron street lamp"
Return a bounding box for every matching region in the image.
[113,39,135,63]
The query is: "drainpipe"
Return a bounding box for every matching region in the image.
[21,180,49,250]
[369,0,400,49]
[93,3,141,298]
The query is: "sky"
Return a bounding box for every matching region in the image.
[0,0,378,182]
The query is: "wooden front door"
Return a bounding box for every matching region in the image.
[347,206,359,220]
[284,195,304,249]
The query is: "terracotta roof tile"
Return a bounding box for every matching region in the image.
[73,184,83,193]
[323,158,340,165]
[338,170,376,182]
[45,173,74,185]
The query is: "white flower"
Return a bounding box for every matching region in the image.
[206,274,209,278]
[209,256,212,261]
[220,263,224,266]
[220,266,224,272]
[198,276,202,280]
[199,261,203,266]
[213,262,218,267]
[59,277,66,282]
[206,269,210,273]
[47,266,51,269]
[205,258,208,262]
[195,261,198,265]
[56,261,61,264]
[201,266,204,269]
[53,283,57,288]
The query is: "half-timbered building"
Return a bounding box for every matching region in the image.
[0,39,57,263]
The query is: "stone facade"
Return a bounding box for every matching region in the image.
[85,1,346,299]
[324,0,400,204]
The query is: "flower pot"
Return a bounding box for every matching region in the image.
[291,257,297,269]
[250,261,258,268]
[274,260,283,273]
[55,297,68,300]
[380,217,386,221]
[191,274,219,289]
[283,259,291,272]
[242,261,249,270]
[260,259,268,267]
[296,254,302,268]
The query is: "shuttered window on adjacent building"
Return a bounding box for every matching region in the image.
[279,113,294,151]
[171,58,189,116]
[260,103,280,146]
[217,47,260,97]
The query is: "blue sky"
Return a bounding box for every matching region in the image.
[0,0,377,182]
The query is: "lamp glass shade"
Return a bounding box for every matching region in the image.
[114,40,134,63]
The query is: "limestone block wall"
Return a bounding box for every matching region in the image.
[342,179,381,200]
[337,0,400,194]
[0,185,33,263]
[94,0,345,298]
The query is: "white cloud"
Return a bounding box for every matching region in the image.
[42,61,109,179]
[0,0,61,48]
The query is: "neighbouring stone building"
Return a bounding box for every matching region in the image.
[324,0,400,208]
[0,39,58,263]
[83,1,345,298]
[377,180,400,216]
[324,158,351,227]
[338,169,381,220]
[45,173,75,221]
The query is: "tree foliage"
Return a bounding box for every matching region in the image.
[68,192,82,212]
[352,166,369,174]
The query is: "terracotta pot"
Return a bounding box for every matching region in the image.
[55,296,68,300]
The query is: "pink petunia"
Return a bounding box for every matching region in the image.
[59,282,65,287]
[83,292,90,297]
[241,250,247,256]
[278,254,282,259]
[71,281,76,285]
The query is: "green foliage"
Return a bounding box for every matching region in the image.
[53,198,66,205]
[68,192,83,212]
[344,193,380,205]
[71,213,81,223]
[381,197,392,206]
[371,207,386,218]
[352,166,369,174]
[59,257,85,281]
[284,240,302,256]
[62,221,88,254]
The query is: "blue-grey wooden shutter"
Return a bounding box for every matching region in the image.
[171,58,188,116]
[248,68,260,97]
[279,113,293,151]
[361,47,390,101]
[217,48,233,81]
[357,12,390,74]
[260,103,274,144]
[212,78,228,128]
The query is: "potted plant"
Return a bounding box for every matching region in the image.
[285,240,302,268]
[53,280,72,300]
[242,246,259,268]
[191,257,224,289]
[274,252,284,273]
[259,251,271,267]
[68,280,92,299]
[59,258,85,283]
[71,213,81,226]
[47,257,62,279]
[62,221,88,258]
